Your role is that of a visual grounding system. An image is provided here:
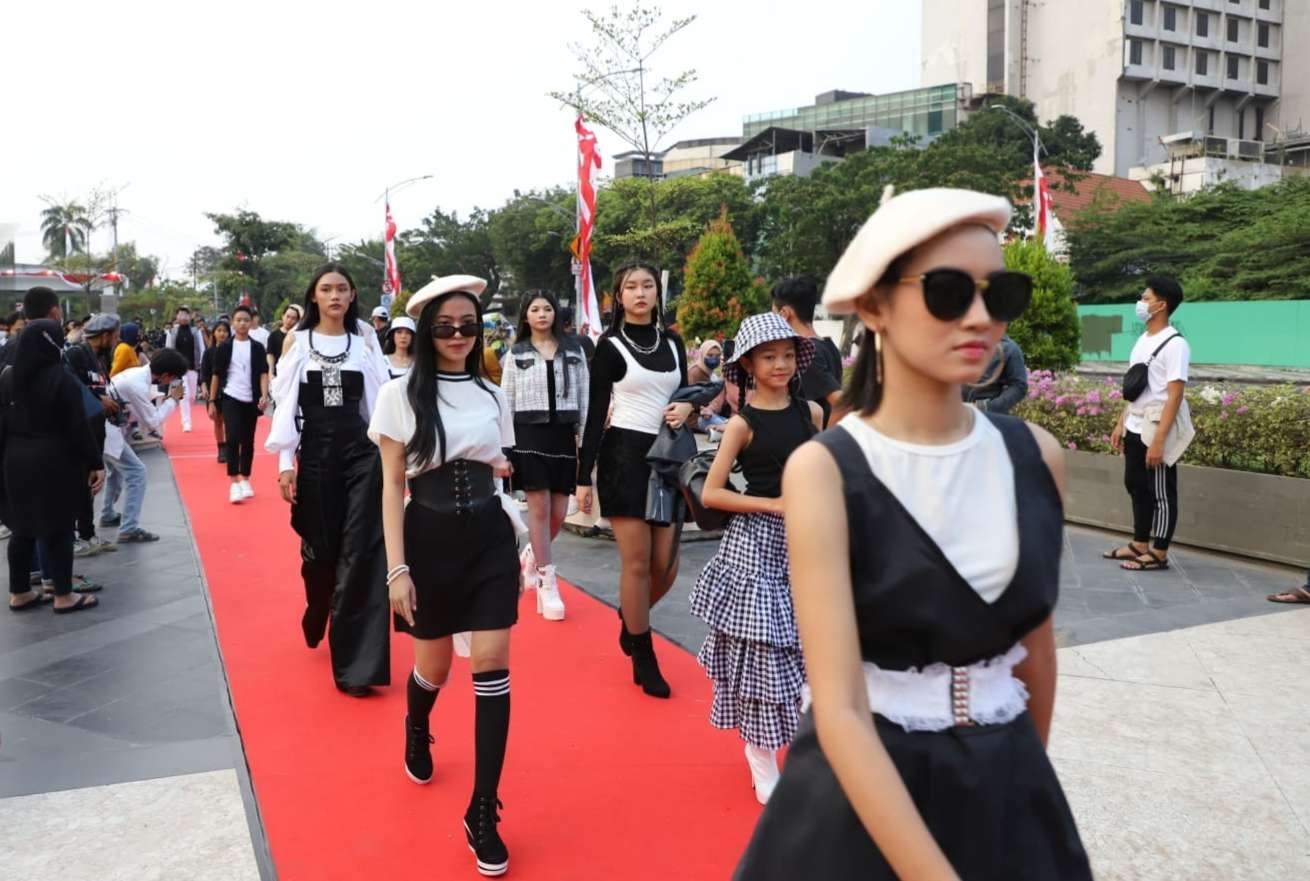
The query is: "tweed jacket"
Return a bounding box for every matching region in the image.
[502,337,589,436]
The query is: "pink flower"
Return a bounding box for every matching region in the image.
[1221,393,1236,406]
[1236,405,1249,415]
[1088,406,1102,416]
[1084,390,1102,404]
[1108,390,1123,400]
[1066,441,1078,451]
[1219,411,1229,420]
[1076,407,1087,416]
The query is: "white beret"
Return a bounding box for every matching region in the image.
[406,274,488,319]
[822,188,1012,315]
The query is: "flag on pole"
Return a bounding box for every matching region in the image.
[1034,139,1052,244]
[572,115,603,341]
[382,199,401,310]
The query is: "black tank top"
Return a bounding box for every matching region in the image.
[737,399,814,498]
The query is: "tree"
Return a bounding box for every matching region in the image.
[401,207,503,308]
[487,188,577,298]
[676,211,767,340]
[550,4,715,231]
[40,199,93,259]
[108,242,160,292]
[205,210,324,313]
[1002,238,1081,371]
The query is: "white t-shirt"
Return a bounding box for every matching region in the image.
[839,412,1019,604]
[368,373,515,478]
[249,326,270,346]
[225,339,254,402]
[1125,327,1189,434]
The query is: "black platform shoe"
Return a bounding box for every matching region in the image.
[404,716,434,784]
[464,794,509,877]
[629,629,671,699]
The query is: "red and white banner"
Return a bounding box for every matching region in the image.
[572,115,602,340]
[382,200,401,309]
[1034,140,1052,244]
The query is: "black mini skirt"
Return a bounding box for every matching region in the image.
[594,427,656,519]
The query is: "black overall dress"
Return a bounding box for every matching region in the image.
[293,371,391,690]
[734,414,1091,881]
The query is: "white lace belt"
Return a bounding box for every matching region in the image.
[801,643,1030,732]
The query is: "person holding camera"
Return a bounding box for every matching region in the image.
[103,349,191,543]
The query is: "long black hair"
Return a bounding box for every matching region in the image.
[514,291,566,348]
[841,252,911,416]
[404,292,498,469]
[298,262,362,332]
[603,260,663,337]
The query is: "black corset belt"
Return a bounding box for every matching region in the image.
[409,460,496,517]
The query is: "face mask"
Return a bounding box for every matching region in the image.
[0,331,7,341]
[1135,300,1156,322]
[703,355,721,369]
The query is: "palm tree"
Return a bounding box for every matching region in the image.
[40,201,93,260]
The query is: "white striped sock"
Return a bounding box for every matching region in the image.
[413,668,441,692]
[472,673,510,697]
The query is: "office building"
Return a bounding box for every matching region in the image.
[921,0,1310,185]
[612,137,743,180]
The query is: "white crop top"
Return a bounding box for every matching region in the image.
[838,412,1019,604]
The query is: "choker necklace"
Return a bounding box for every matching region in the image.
[308,330,351,407]
[619,323,661,356]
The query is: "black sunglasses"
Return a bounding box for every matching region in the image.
[431,322,481,340]
[898,268,1032,323]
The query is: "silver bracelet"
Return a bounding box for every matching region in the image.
[385,565,411,586]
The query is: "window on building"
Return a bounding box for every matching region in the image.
[1239,109,1246,140]
[1257,60,1269,84]
[1208,105,1216,135]
[1163,5,1175,30]
[1196,13,1209,38]
[987,0,1005,86]
[1255,106,1265,141]
[1227,17,1239,42]
[1259,0,1270,8]
[1130,0,1143,25]
[1258,22,1270,47]
[1228,55,1240,79]
[1196,51,1209,76]
[1163,45,1177,69]
[1129,39,1143,66]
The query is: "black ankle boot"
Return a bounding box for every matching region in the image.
[464,794,509,877]
[618,608,633,657]
[404,716,435,784]
[629,629,671,699]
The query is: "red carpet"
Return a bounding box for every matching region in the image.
[166,405,760,880]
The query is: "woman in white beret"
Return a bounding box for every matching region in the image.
[734,188,1091,880]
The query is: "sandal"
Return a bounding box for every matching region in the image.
[40,576,102,596]
[9,592,53,612]
[1267,585,1310,605]
[1121,551,1170,572]
[1102,544,1145,561]
[53,594,100,614]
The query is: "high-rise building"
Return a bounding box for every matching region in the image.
[921,0,1310,181]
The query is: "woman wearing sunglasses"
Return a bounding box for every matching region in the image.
[266,263,393,697]
[734,189,1090,881]
[370,275,524,878]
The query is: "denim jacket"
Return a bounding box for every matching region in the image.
[502,338,589,435]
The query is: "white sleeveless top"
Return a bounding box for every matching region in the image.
[607,337,681,434]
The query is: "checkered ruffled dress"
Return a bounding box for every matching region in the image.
[689,511,804,749]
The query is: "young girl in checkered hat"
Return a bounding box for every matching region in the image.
[689,312,823,804]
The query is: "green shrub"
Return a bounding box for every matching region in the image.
[1003,239,1080,372]
[676,210,768,340]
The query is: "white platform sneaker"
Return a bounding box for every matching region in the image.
[519,545,538,591]
[240,480,254,499]
[535,565,565,621]
[745,744,780,805]
[229,483,243,504]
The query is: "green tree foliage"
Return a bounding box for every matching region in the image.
[676,211,767,340]
[119,279,209,325]
[401,207,502,308]
[1066,177,1310,302]
[108,242,159,292]
[205,210,325,314]
[487,188,577,296]
[40,200,92,259]
[1002,238,1080,371]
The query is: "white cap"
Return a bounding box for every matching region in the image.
[371,306,390,320]
[822,188,1012,315]
[388,316,416,334]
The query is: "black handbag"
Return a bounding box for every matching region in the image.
[1122,333,1181,402]
[678,450,735,532]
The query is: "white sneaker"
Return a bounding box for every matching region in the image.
[229,483,243,504]
[183,424,192,433]
[240,480,254,499]
[452,631,472,658]
[519,545,537,591]
[536,565,565,621]
[745,744,780,805]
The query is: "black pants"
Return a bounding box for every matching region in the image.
[221,395,259,477]
[1123,431,1178,551]
[9,532,74,596]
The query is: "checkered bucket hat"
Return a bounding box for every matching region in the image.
[723,312,816,389]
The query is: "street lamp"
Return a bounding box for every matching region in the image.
[374,175,434,204]
[982,103,1045,158]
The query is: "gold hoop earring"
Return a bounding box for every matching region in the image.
[873,330,884,385]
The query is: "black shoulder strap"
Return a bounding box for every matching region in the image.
[1148,332,1182,362]
[813,424,875,489]
[793,394,817,438]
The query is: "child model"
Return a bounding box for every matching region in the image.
[208,306,269,503]
[370,275,525,878]
[733,189,1090,880]
[690,313,820,804]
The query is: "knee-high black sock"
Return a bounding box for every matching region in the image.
[407,668,441,724]
[472,669,511,797]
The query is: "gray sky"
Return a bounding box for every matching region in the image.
[3,0,922,278]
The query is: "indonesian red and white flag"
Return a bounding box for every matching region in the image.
[572,115,603,340]
[382,200,401,307]
[1034,141,1052,243]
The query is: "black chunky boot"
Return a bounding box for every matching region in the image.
[404,716,434,784]
[629,629,671,699]
[464,794,509,877]
[618,608,633,657]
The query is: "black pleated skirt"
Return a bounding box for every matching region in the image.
[594,427,656,519]
[400,496,519,639]
[510,421,578,494]
[734,711,1092,881]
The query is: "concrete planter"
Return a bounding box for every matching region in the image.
[1064,451,1310,567]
